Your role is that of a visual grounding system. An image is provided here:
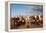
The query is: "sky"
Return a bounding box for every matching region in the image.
[10,4,43,17]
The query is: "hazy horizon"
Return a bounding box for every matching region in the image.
[10,4,43,17]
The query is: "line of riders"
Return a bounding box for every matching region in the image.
[10,15,43,29]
